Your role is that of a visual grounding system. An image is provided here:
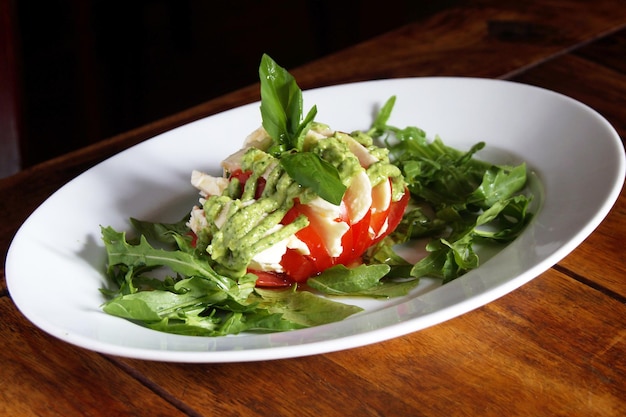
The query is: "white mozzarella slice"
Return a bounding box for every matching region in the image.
[243,126,273,149]
[249,243,287,272]
[249,227,310,272]
[286,234,310,256]
[191,170,229,197]
[305,197,350,257]
[344,135,379,168]
[221,127,272,174]
[343,170,372,224]
[220,148,246,174]
[213,200,233,229]
[187,206,208,235]
[371,179,391,213]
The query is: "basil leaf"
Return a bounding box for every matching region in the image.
[280,152,347,205]
[259,54,317,153]
[259,54,300,147]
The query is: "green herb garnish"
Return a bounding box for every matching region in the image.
[259,53,346,204]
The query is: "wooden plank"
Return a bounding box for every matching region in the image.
[512,51,626,138]
[559,190,626,299]
[576,28,626,75]
[114,269,626,417]
[0,297,187,416]
[289,0,626,88]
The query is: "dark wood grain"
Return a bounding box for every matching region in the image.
[1,1,626,416]
[0,298,188,416]
[513,53,626,140]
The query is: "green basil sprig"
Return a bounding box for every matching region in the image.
[259,54,346,205]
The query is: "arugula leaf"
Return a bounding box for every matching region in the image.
[366,97,533,282]
[308,264,390,294]
[468,163,528,208]
[100,225,365,335]
[103,276,229,321]
[101,226,252,301]
[129,215,190,246]
[280,152,347,205]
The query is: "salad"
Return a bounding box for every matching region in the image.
[100,55,533,336]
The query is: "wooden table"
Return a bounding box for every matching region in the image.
[2,1,626,415]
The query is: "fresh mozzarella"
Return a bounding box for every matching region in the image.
[371,179,392,213]
[343,170,372,224]
[213,200,234,229]
[250,226,310,271]
[220,148,246,174]
[344,135,379,168]
[243,126,273,149]
[304,197,350,257]
[191,170,229,197]
[187,205,208,235]
[221,127,273,174]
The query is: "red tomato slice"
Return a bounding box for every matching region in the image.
[279,249,319,283]
[229,169,251,186]
[283,202,332,265]
[342,210,372,262]
[188,231,198,248]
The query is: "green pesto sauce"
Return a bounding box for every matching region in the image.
[308,133,362,187]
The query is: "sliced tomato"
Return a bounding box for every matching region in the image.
[278,186,409,283]
[282,202,332,265]
[279,249,319,283]
[188,231,198,248]
[346,209,372,259]
[229,169,251,187]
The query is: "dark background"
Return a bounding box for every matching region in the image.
[12,0,462,169]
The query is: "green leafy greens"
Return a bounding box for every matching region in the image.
[365,96,533,283]
[99,54,534,337]
[101,226,363,336]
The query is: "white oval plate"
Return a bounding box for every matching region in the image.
[6,78,625,362]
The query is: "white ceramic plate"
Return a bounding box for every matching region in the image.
[6,78,625,363]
